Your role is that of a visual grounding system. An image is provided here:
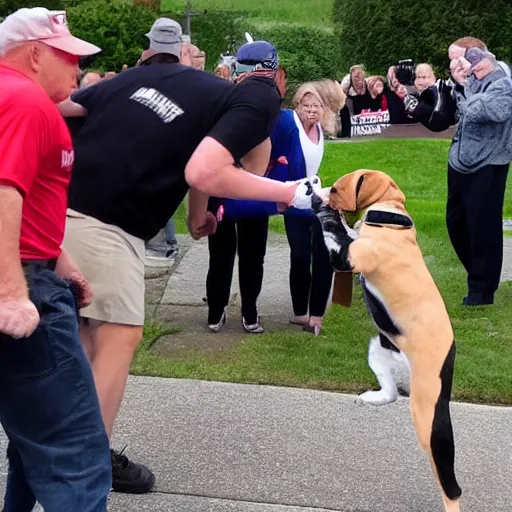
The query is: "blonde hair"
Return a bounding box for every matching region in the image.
[293,80,347,112]
[310,79,347,112]
[293,83,324,110]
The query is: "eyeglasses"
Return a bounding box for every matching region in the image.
[300,103,323,111]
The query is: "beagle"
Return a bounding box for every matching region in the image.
[306,169,462,512]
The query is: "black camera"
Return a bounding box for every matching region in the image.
[395,59,416,86]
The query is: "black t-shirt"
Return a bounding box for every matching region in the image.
[65,116,86,143]
[67,64,281,241]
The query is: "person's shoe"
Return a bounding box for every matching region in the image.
[208,309,227,332]
[145,246,178,267]
[462,293,494,306]
[302,323,322,336]
[165,246,178,258]
[242,316,265,334]
[111,447,155,494]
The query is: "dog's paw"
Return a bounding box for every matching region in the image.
[289,175,322,210]
[357,389,398,406]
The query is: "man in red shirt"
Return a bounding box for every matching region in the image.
[0,8,111,512]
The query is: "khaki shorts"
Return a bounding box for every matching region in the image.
[63,209,146,326]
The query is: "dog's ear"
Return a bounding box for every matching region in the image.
[329,170,405,213]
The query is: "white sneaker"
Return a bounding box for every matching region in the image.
[145,247,178,267]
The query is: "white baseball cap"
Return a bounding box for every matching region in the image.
[0,8,101,56]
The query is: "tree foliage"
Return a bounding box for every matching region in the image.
[66,0,158,71]
[333,0,512,77]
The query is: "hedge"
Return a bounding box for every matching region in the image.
[160,10,343,99]
[0,0,64,20]
[66,0,159,71]
[240,21,343,100]
[333,0,512,77]
[0,0,342,96]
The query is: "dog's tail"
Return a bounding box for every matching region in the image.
[409,340,462,512]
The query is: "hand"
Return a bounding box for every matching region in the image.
[55,250,93,308]
[180,44,193,67]
[0,297,40,338]
[288,175,323,210]
[450,57,470,85]
[188,211,218,240]
[65,273,93,309]
[395,84,408,99]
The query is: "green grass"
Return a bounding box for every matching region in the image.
[133,139,512,405]
[162,0,334,26]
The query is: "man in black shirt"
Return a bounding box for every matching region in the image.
[58,36,314,494]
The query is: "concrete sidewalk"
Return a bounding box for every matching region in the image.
[2,377,509,511]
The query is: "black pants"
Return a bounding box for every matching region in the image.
[284,215,334,317]
[446,163,509,297]
[338,105,351,138]
[206,216,269,325]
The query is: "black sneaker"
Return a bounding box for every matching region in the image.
[111,447,155,494]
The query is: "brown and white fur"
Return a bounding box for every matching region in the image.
[309,169,462,512]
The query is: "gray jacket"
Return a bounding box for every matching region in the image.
[449,69,512,173]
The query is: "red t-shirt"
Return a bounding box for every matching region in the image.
[0,64,74,260]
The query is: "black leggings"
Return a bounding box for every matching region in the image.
[206,216,269,325]
[284,215,333,318]
[446,163,509,296]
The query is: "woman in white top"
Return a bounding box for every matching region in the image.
[284,84,333,335]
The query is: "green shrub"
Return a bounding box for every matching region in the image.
[332,0,512,77]
[161,10,251,73]
[162,9,342,97]
[66,0,158,72]
[0,0,65,20]
[241,21,342,99]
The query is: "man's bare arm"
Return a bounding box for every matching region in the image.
[187,187,212,239]
[0,185,40,338]
[57,98,88,118]
[0,185,28,299]
[185,137,295,204]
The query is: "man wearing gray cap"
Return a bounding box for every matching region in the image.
[138,17,205,70]
[138,17,183,65]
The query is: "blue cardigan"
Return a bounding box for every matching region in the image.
[221,109,315,219]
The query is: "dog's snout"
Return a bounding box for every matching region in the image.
[330,187,337,194]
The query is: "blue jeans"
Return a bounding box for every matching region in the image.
[164,217,177,247]
[0,266,111,512]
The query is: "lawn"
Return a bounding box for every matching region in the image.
[134,139,512,405]
[161,0,334,27]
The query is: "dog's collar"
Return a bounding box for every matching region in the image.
[364,209,414,229]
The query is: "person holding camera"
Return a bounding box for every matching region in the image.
[397,40,512,306]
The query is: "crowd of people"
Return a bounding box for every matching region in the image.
[0,5,510,512]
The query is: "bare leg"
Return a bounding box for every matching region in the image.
[79,320,95,363]
[80,320,143,438]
